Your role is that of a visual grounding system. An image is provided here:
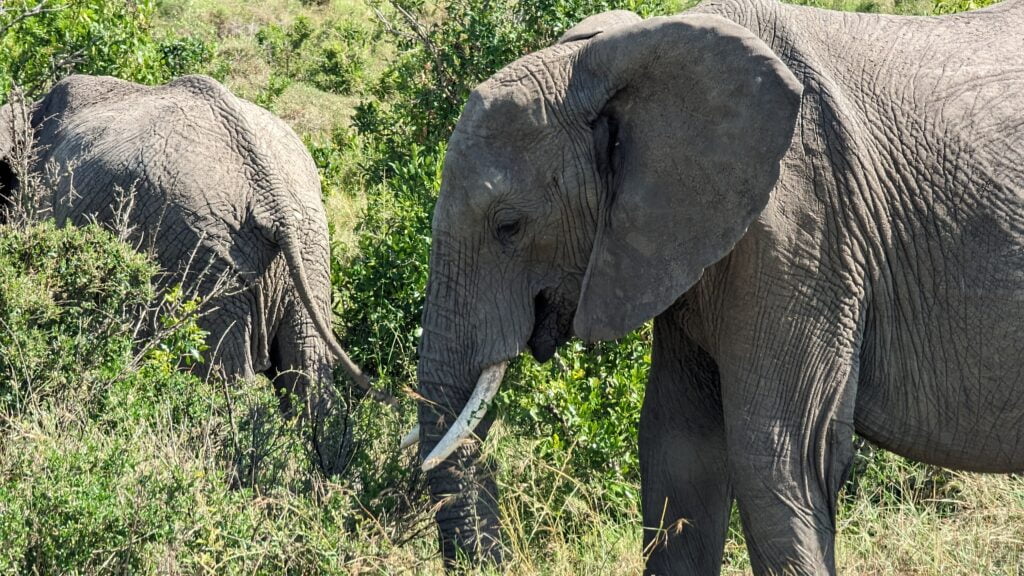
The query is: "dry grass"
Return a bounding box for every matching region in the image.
[274,82,362,136]
[373,425,1023,575]
[836,472,1024,575]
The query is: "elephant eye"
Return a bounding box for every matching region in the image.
[494,218,522,245]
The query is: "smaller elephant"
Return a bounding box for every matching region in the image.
[0,75,394,450]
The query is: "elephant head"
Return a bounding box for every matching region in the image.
[414,11,802,566]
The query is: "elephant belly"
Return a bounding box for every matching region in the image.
[854,212,1024,472]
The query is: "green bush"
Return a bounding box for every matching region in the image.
[0,222,156,412]
[252,15,373,108]
[499,333,650,508]
[0,0,218,104]
[336,144,441,385]
[933,0,1000,13]
[0,221,402,574]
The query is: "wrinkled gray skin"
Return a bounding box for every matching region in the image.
[0,75,369,466]
[416,0,1024,573]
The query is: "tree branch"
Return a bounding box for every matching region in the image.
[370,1,461,106]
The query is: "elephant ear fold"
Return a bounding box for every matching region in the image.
[558,10,641,43]
[571,15,803,342]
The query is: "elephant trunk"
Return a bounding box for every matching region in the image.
[416,294,504,568]
[278,225,399,410]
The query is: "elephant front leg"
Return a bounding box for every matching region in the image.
[719,299,861,576]
[642,312,733,576]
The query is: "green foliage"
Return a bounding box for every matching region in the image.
[309,22,374,95]
[0,0,218,103]
[254,72,294,109]
[336,144,441,385]
[0,222,155,412]
[252,14,374,109]
[157,34,219,78]
[933,0,1000,13]
[0,430,187,574]
[499,333,650,507]
[0,221,416,574]
[306,125,366,197]
[356,0,673,157]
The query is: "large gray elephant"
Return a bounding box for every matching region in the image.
[409,0,1024,573]
[0,75,392,459]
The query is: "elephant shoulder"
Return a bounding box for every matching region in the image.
[165,75,235,103]
[32,75,141,130]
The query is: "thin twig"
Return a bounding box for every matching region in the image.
[369,1,461,106]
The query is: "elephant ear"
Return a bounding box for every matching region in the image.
[557,10,641,43]
[571,15,803,342]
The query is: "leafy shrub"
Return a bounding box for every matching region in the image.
[0,221,409,573]
[0,222,156,412]
[336,144,441,385]
[0,0,218,104]
[157,35,218,78]
[252,15,373,107]
[499,333,650,508]
[305,125,366,198]
[355,0,675,167]
[933,0,1000,13]
[309,28,370,95]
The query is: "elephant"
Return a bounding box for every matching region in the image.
[0,75,394,467]
[407,0,1024,573]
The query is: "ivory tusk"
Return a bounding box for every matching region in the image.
[400,425,420,450]
[421,362,507,472]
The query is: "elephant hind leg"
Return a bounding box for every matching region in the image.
[266,308,353,475]
[642,312,733,576]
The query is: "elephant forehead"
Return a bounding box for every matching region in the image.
[438,151,509,219]
[459,78,565,141]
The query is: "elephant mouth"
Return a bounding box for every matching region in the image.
[527,288,574,363]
